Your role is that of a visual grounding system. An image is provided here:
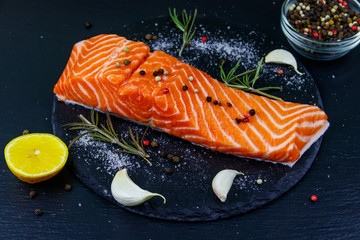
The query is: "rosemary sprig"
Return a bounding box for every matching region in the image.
[219,58,283,101]
[62,109,151,165]
[169,8,197,57]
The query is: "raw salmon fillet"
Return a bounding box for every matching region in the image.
[54,34,329,167]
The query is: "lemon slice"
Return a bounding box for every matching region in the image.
[4,133,68,184]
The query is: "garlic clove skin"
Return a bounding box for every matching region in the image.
[212,169,244,202]
[111,168,166,207]
[265,49,304,75]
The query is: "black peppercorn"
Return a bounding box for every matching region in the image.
[182,85,188,91]
[227,102,232,107]
[206,96,212,102]
[213,100,219,105]
[158,69,164,75]
[249,109,256,116]
[139,70,145,75]
[123,59,131,65]
[236,118,242,124]
[153,71,158,76]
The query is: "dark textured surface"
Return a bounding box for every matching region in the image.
[1,0,360,239]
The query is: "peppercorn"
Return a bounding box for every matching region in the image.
[139,70,146,75]
[227,102,232,107]
[158,69,164,75]
[236,118,242,124]
[145,34,152,40]
[153,71,158,76]
[164,71,169,76]
[256,179,263,185]
[22,129,30,135]
[143,140,150,146]
[124,47,129,53]
[311,195,318,202]
[155,76,161,82]
[163,88,170,94]
[166,154,174,161]
[277,69,284,75]
[188,76,194,81]
[35,209,43,216]
[242,118,249,123]
[29,190,37,199]
[150,141,158,147]
[219,101,223,106]
[84,22,92,28]
[115,62,121,67]
[123,59,131,65]
[182,85,188,91]
[249,109,256,116]
[152,35,158,40]
[213,100,219,105]
[206,96,212,102]
[164,167,173,175]
[171,156,180,163]
[160,151,166,157]
[244,113,251,118]
[201,36,208,42]
[64,184,72,191]
[194,89,199,93]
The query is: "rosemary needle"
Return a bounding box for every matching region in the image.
[219,58,283,101]
[62,109,151,165]
[169,8,197,57]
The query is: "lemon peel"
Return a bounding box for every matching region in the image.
[265,49,304,75]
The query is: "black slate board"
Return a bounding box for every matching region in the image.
[52,16,324,221]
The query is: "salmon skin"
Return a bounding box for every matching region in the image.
[54,34,329,167]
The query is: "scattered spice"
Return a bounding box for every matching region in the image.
[171,156,180,163]
[244,113,251,118]
[166,153,174,161]
[115,62,121,67]
[164,167,173,175]
[219,101,223,106]
[155,76,162,82]
[158,69,164,75]
[145,34,152,40]
[227,102,232,107]
[286,0,360,42]
[242,117,249,123]
[150,141,158,148]
[153,71,158,76]
[123,59,131,65]
[277,69,283,75]
[160,151,166,157]
[213,100,219,105]
[249,109,256,116]
[194,89,199,93]
[163,88,170,94]
[188,76,194,81]
[182,85,188,91]
[236,118,242,124]
[311,195,318,202]
[143,140,150,146]
[164,71,169,76]
[152,35,158,40]
[256,179,263,185]
[206,96,212,102]
[84,22,92,28]
[201,36,208,42]
[22,129,30,135]
[124,47,129,53]
[139,70,146,75]
[35,209,43,216]
[29,190,37,199]
[64,184,72,191]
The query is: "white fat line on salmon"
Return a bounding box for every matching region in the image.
[96,80,112,112]
[81,81,101,109]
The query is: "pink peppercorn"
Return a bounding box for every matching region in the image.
[244,113,251,118]
[342,1,348,6]
[277,69,283,75]
[313,32,319,38]
[143,140,149,146]
[163,88,169,94]
[352,25,358,31]
[332,30,337,35]
[242,118,249,123]
[311,195,318,202]
[201,36,208,42]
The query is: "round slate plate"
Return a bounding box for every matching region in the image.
[52,16,324,221]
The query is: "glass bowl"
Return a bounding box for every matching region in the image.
[281,0,360,60]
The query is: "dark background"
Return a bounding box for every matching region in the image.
[1,0,359,239]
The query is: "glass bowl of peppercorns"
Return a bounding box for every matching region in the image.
[281,0,360,60]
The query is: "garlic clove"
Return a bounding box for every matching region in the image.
[265,49,304,75]
[111,168,166,207]
[212,169,244,202]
